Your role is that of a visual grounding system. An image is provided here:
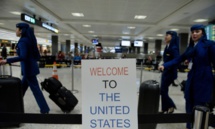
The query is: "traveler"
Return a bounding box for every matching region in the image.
[1,43,7,59]
[0,22,50,114]
[159,24,215,129]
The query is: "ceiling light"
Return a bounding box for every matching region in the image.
[83,25,91,27]
[88,31,94,33]
[128,26,136,29]
[64,34,69,36]
[148,37,154,39]
[71,13,84,17]
[194,19,208,22]
[123,32,129,35]
[0,23,4,25]
[134,15,147,19]
[10,11,21,15]
[170,28,179,31]
[93,35,97,37]
[157,34,164,36]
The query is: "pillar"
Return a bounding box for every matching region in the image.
[144,42,148,54]
[80,44,83,53]
[179,33,189,54]
[51,35,58,55]
[137,47,140,54]
[84,46,87,53]
[66,40,71,54]
[155,39,162,55]
[74,42,78,54]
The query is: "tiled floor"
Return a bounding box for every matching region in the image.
[2,65,214,129]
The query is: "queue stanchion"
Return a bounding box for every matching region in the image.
[71,63,78,94]
[193,105,210,129]
[140,61,143,84]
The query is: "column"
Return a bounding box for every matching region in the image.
[144,42,148,54]
[66,40,71,54]
[51,35,58,55]
[74,42,78,54]
[80,44,83,54]
[155,39,162,55]
[131,43,135,53]
[179,33,189,54]
[87,46,90,53]
[61,43,66,53]
[84,46,87,53]
[137,47,140,54]
[128,47,132,53]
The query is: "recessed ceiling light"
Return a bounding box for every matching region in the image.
[148,37,154,39]
[128,26,136,29]
[170,28,179,31]
[123,32,129,35]
[194,19,208,22]
[88,31,94,33]
[10,11,21,15]
[83,24,91,27]
[71,13,84,17]
[134,15,147,19]
[157,34,164,36]
[0,23,4,25]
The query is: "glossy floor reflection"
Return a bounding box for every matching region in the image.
[3,65,214,129]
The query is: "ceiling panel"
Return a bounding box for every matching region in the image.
[0,0,215,48]
[172,4,215,26]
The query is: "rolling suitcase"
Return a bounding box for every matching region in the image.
[0,64,24,128]
[41,77,78,113]
[138,80,160,129]
[41,77,62,94]
[49,87,78,113]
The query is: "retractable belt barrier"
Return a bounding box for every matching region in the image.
[0,112,215,125]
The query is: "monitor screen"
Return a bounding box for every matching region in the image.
[121,40,131,47]
[92,39,99,45]
[205,24,215,41]
[134,41,143,47]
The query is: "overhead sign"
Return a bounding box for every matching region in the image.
[0,39,17,44]
[205,25,215,41]
[20,13,58,33]
[82,59,137,129]
[24,14,35,24]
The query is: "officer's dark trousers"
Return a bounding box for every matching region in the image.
[22,75,50,114]
[160,74,176,112]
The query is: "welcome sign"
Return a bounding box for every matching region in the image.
[82,59,137,129]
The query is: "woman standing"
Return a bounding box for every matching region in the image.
[0,23,50,114]
[160,31,180,114]
[159,24,215,129]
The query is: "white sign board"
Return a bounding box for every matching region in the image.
[82,59,137,129]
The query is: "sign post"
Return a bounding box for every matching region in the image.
[82,59,137,129]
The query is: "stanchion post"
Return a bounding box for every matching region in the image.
[71,63,78,94]
[140,61,143,85]
[193,105,210,129]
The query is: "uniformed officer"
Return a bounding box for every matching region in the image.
[159,24,215,129]
[160,31,180,114]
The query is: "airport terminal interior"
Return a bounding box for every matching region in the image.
[0,0,215,129]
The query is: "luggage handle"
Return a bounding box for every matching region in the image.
[0,63,12,78]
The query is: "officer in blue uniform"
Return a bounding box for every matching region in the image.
[160,31,180,114]
[159,24,215,129]
[0,23,50,114]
